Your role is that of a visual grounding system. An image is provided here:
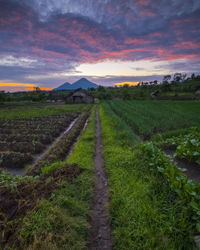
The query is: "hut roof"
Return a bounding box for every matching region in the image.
[66,88,93,98]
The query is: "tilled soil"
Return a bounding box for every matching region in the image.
[0,164,82,247]
[30,112,89,176]
[89,108,112,250]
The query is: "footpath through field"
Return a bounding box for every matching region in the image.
[89,107,112,250]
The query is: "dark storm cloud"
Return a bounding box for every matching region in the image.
[0,0,200,86]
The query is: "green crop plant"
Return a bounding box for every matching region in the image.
[99,102,198,249]
[107,100,200,139]
[0,103,91,119]
[10,107,96,249]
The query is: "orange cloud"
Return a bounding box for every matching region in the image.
[25,87,53,91]
[0,83,36,87]
[115,82,139,87]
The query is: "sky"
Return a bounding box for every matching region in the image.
[0,0,200,91]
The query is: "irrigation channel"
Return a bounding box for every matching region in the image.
[89,108,112,250]
[5,117,79,176]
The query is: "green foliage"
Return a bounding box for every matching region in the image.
[108,100,200,139]
[0,171,38,191]
[0,103,91,119]
[141,142,200,233]
[99,102,197,249]
[41,161,64,175]
[12,107,96,249]
[163,127,200,164]
[32,112,89,175]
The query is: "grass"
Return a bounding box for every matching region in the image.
[108,100,200,139]
[0,103,91,119]
[99,102,197,249]
[8,106,96,249]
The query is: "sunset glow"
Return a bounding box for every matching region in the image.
[25,87,53,91]
[0,83,36,87]
[0,0,199,89]
[115,82,140,87]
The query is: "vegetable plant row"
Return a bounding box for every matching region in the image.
[30,111,90,175]
[159,127,200,165]
[108,100,200,139]
[99,102,200,249]
[0,113,78,169]
[0,107,96,249]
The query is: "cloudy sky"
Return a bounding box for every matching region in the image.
[0,0,200,91]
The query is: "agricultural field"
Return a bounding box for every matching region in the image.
[0,103,91,173]
[0,113,78,171]
[100,101,200,249]
[108,100,200,139]
[0,102,90,119]
[0,100,200,249]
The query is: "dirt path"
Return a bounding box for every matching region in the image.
[89,107,112,250]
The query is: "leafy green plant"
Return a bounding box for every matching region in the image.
[8,107,96,249]
[0,170,38,191]
[140,142,200,233]
[99,102,198,249]
[163,127,200,164]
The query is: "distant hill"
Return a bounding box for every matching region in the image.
[54,78,98,90]
[54,82,71,91]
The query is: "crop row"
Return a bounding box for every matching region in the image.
[158,127,200,165]
[99,102,199,249]
[108,100,200,139]
[30,111,89,175]
[141,142,200,236]
[0,107,95,249]
[0,114,78,128]
[0,113,78,169]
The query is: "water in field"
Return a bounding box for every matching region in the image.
[5,167,26,176]
[4,118,78,176]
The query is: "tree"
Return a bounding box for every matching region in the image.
[173,73,182,83]
[182,73,187,82]
[163,75,171,83]
[153,80,158,85]
[0,91,6,103]
[191,73,196,80]
[97,85,105,92]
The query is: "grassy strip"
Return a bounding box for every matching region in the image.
[9,106,96,249]
[99,103,196,249]
[30,112,89,175]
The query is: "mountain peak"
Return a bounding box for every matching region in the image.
[54,78,98,91]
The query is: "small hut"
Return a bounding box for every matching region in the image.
[66,89,94,103]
